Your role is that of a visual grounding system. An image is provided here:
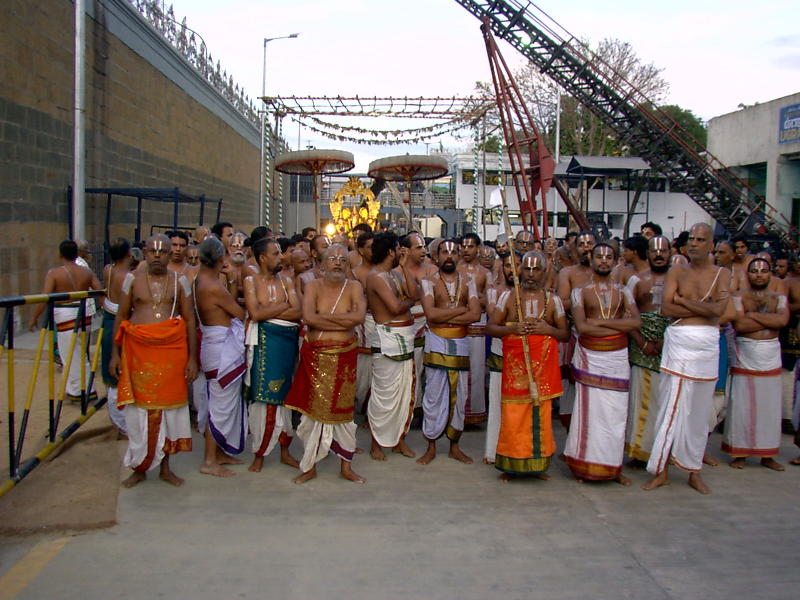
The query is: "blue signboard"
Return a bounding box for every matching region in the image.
[779,103,800,144]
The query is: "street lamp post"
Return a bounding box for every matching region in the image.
[259,33,299,228]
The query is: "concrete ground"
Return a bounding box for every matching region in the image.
[1,419,798,600]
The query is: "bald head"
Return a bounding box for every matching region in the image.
[145,234,171,273]
[686,223,714,263]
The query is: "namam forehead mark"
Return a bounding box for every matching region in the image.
[441,241,459,254]
[461,238,479,248]
[410,233,426,248]
[147,234,170,252]
[748,258,771,272]
[649,236,670,252]
[522,251,546,269]
[594,245,614,258]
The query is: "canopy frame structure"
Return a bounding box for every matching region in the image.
[80,187,223,259]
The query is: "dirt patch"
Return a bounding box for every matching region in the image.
[0,353,123,535]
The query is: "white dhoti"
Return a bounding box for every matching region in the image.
[249,403,294,456]
[465,314,487,424]
[368,321,416,448]
[484,337,503,461]
[200,319,247,455]
[647,325,718,474]
[411,305,427,410]
[422,328,470,441]
[722,337,782,457]
[55,305,94,398]
[355,312,376,414]
[123,404,192,472]
[558,328,577,421]
[565,337,630,480]
[296,417,357,473]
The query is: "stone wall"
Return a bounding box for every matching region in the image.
[0,0,260,327]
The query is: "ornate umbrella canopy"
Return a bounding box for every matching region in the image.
[367,154,449,184]
[368,154,448,232]
[275,149,355,231]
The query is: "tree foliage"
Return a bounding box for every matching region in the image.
[472,38,674,157]
[657,104,707,147]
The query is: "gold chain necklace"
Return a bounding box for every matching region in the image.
[146,271,166,318]
[441,272,461,307]
[594,285,620,320]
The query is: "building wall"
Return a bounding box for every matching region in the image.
[708,92,800,224]
[0,0,260,326]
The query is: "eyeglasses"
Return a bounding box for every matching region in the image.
[326,256,348,263]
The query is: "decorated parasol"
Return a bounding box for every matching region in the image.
[368,154,448,232]
[275,149,355,231]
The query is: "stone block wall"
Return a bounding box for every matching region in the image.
[0,0,260,328]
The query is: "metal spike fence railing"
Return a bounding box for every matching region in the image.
[0,290,107,498]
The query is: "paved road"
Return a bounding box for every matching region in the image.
[1,422,798,600]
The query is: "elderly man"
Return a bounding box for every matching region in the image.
[195,237,247,477]
[644,223,731,494]
[723,258,788,469]
[244,238,302,472]
[110,234,197,487]
[486,251,568,480]
[417,240,481,465]
[285,243,367,484]
[565,244,641,485]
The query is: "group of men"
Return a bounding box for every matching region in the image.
[34,218,800,492]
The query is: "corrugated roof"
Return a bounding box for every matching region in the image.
[566,155,651,175]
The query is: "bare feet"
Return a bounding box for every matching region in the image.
[354,447,364,454]
[760,457,785,471]
[615,473,632,486]
[702,453,719,466]
[159,469,184,487]
[535,473,551,481]
[499,472,515,483]
[790,456,800,466]
[121,471,146,488]
[248,456,264,472]
[370,443,386,461]
[729,458,746,469]
[416,441,436,465]
[642,470,669,491]
[688,472,711,494]
[448,444,473,464]
[293,467,317,484]
[482,457,495,465]
[216,451,244,465]
[340,461,366,483]
[200,464,235,477]
[392,439,416,458]
[280,448,300,469]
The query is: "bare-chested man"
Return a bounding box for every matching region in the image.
[211,222,234,249]
[731,233,751,287]
[221,232,254,302]
[486,250,569,480]
[244,238,302,473]
[109,234,197,487]
[194,226,210,245]
[351,232,375,289]
[186,244,200,268]
[644,223,731,494]
[515,230,535,254]
[194,237,247,477]
[30,240,102,402]
[401,232,437,411]
[565,243,640,485]
[722,258,788,470]
[295,235,330,298]
[555,231,579,270]
[348,223,373,270]
[417,240,482,465]
[365,232,419,460]
[290,248,311,279]
[555,230,596,428]
[613,235,648,286]
[100,238,132,434]
[285,243,367,484]
[625,235,671,466]
[459,233,491,424]
[167,230,191,277]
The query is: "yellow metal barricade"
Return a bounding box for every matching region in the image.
[0,289,106,498]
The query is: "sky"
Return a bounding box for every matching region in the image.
[164,0,800,170]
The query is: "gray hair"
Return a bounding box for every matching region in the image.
[199,236,225,268]
[321,242,347,262]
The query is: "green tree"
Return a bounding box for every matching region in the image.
[657,104,707,147]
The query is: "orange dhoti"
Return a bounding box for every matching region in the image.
[116,318,192,472]
[495,334,562,475]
